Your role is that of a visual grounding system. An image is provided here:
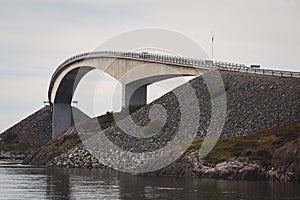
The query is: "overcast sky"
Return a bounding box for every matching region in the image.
[1,0,299,132]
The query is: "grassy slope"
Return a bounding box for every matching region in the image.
[189,121,300,171]
[0,142,36,155]
[23,128,81,165]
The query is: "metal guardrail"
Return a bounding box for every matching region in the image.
[54,51,300,79]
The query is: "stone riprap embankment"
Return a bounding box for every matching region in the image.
[217,71,299,137]
[0,106,52,146]
[0,106,53,159]
[25,71,300,181]
[74,71,300,154]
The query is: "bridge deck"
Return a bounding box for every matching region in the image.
[54,51,300,79]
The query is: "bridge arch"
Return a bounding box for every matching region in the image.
[49,53,205,138]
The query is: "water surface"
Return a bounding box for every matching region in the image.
[0,161,299,199]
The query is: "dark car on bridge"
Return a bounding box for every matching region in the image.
[140,52,151,59]
[250,64,261,68]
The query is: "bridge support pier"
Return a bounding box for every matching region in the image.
[123,84,147,107]
[52,103,73,139]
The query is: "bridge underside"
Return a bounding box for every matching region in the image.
[124,84,147,106]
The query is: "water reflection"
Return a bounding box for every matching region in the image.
[0,161,299,200]
[45,168,121,200]
[46,168,71,199]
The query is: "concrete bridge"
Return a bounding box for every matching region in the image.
[48,51,300,138]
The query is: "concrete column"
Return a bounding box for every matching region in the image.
[52,103,73,138]
[122,84,147,107]
[51,67,94,139]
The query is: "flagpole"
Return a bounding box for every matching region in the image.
[211,32,214,61]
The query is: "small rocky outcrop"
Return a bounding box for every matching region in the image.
[198,160,267,181]
[47,145,106,169]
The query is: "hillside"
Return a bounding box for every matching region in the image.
[0,106,52,159]
[0,106,89,158]
[0,106,52,146]
[24,71,300,177]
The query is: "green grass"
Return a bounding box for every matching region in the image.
[25,130,83,165]
[0,142,36,153]
[187,121,300,166]
[44,131,81,149]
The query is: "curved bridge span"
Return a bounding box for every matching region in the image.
[49,51,300,138]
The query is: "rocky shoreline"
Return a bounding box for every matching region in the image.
[0,152,27,160]
[46,144,298,182]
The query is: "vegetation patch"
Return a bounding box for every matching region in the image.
[0,142,36,154]
[188,121,300,166]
